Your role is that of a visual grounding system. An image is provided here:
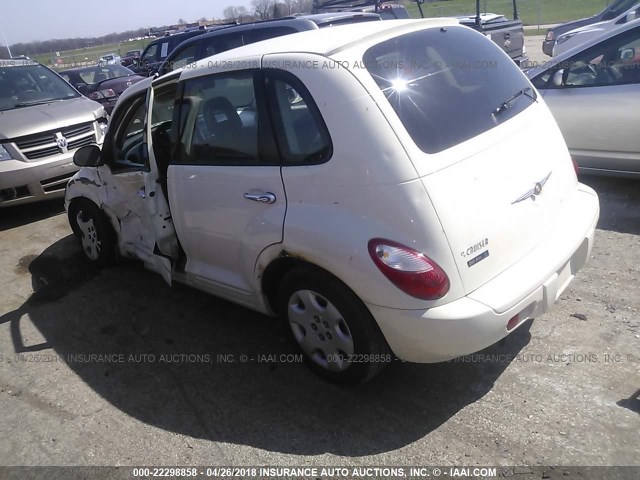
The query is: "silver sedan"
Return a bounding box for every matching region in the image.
[528,19,640,177]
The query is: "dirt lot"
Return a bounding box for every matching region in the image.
[0,40,638,474]
[0,174,638,472]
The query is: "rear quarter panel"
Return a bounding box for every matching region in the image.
[258,53,463,310]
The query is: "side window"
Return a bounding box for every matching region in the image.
[150,83,178,178]
[202,33,244,57]
[141,44,158,63]
[177,71,260,166]
[165,44,198,73]
[264,70,332,165]
[539,26,640,89]
[111,96,147,172]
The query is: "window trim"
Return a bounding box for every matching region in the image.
[262,68,333,166]
[102,93,149,174]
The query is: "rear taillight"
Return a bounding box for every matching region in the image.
[368,238,450,300]
[571,158,580,176]
[89,89,116,100]
[507,314,520,331]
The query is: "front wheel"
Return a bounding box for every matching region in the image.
[278,268,391,384]
[68,199,116,267]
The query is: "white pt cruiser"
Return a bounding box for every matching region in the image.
[65,19,600,383]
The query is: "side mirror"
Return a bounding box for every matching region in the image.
[73,144,102,167]
[626,11,638,23]
[553,69,566,87]
[75,82,88,93]
[621,47,636,60]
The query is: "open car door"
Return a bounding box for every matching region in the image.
[142,75,181,284]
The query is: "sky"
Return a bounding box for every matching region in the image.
[0,0,255,45]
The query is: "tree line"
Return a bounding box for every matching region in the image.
[224,0,314,22]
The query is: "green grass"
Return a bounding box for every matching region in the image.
[407,0,613,26]
[33,39,153,70]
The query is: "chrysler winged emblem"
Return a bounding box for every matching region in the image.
[512,172,552,204]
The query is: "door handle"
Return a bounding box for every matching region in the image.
[244,192,276,204]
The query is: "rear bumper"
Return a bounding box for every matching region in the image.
[368,184,599,363]
[0,154,78,207]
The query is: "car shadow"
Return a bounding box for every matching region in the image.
[579,176,640,235]
[1,235,532,456]
[0,199,65,232]
[617,388,640,415]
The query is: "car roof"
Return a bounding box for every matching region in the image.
[119,19,457,106]
[60,64,120,73]
[166,17,319,52]
[164,13,383,58]
[297,12,381,24]
[179,19,457,78]
[150,29,205,41]
[528,18,640,78]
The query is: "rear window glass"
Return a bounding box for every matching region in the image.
[364,26,535,154]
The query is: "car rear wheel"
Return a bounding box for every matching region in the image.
[68,199,116,267]
[278,268,391,384]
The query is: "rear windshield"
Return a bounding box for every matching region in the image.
[364,26,535,154]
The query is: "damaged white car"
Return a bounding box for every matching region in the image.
[65,19,599,383]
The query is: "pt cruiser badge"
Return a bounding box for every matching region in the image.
[512,172,552,204]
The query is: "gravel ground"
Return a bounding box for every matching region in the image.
[0,174,638,472]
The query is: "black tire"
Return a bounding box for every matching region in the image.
[277,267,391,384]
[68,198,116,267]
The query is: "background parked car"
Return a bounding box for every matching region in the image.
[529,20,640,177]
[543,0,639,56]
[59,64,145,114]
[553,2,640,56]
[157,12,381,76]
[129,29,209,76]
[120,49,141,67]
[98,53,121,65]
[0,58,105,207]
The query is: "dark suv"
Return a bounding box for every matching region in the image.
[130,29,211,76]
[157,12,381,76]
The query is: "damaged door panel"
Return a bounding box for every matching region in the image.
[136,80,182,284]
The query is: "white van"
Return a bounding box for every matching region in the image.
[65,20,599,383]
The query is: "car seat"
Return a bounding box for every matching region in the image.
[200,96,257,161]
